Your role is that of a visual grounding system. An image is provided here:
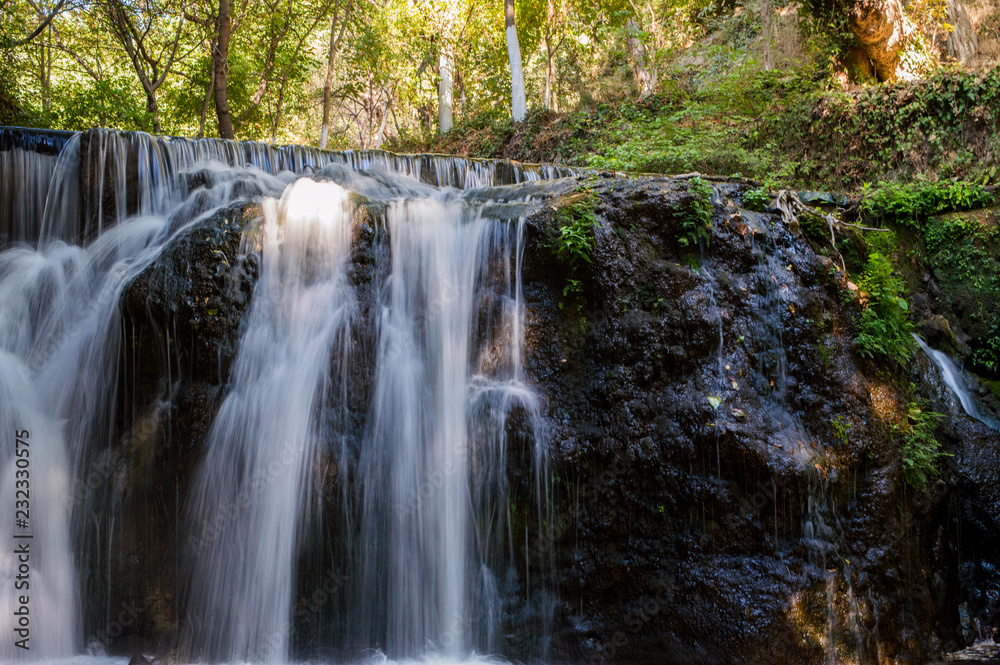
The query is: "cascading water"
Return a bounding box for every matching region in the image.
[183,178,357,662]
[734,198,872,663]
[347,186,546,658]
[0,126,553,663]
[0,128,76,245]
[0,137,297,660]
[914,334,1000,431]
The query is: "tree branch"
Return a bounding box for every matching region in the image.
[4,0,68,47]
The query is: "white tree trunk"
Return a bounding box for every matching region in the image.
[626,20,656,99]
[505,0,527,123]
[761,0,774,70]
[438,50,454,134]
[946,0,978,63]
[544,42,553,110]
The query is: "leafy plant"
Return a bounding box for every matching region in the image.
[896,403,947,490]
[861,180,994,228]
[742,186,771,212]
[552,195,598,268]
[562,278,583,301]
[830,415,851,445]
[676,176,714,248]
[854,252,914,363]
[550,192,598,313]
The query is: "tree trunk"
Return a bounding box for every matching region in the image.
[373,89,392,149]
[505,0,526,123]
[214,0,235,139]
[321,7,348,149]
[459,69,466,120]
[544,35,554,110]
[626,20,656,98]
[761,0,773,71]
[847,0,922,82]
[946,0,978,63]
[39,28,51,114]
[146,91,161,133]
[320,19,337,148]
[272,77,288,143]
[438,49,454,134]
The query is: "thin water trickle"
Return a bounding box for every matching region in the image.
[914,334,1000,431]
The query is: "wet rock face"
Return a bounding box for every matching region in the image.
[125,203,259,384]
[516,176,984,664]
[91,203,260,651]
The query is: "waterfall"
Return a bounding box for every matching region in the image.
[0,132,298,659]
[182,179,357,662]
[0,127,553,662]
[2,126,576,248]
[182,165,548,661]
[914,334,1000,431]
[0,128,75,245]
[349,191,545,658]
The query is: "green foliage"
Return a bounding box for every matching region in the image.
[581,67,806,181]
[861,180,994,228]
[552,194,598,267]
[924,215,1000,373]
[742,187,770,212]
[861,226,898,259]
[57,78,152,131]
[676,176,714,247]
[896,403,947,491]
[768,70,1000,190]
[549,192,598,312]
[854,253,914,363]
[795,0,857,76]
[830,415,851,445]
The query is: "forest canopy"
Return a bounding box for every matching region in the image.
[0,0,996,151]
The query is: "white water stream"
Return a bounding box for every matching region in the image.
[0,128,552,663]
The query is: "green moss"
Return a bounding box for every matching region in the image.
[982,378,1000,401]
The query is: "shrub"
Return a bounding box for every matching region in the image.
[861,180,994,228]
[743,187,771,212]
[677,177,714,248]
[854,252,914,363]
[897,403,947,490]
